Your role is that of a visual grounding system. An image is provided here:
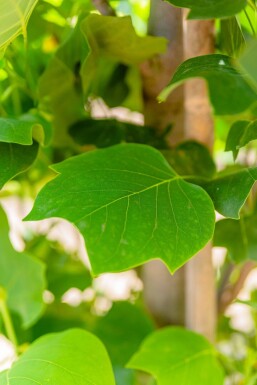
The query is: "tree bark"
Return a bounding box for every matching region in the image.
[183,17,216,341]
[141,1,185,326]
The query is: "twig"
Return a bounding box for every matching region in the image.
[92,0,116,16]
[218,261,256,314]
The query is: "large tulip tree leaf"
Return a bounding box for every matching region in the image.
[0,0,38,54]
[1,329,116,385]
[25,144,215,275]
[128,327,224,385]
[165,0,246,19]
[159,54,257,115]
[225,120,257,160]
[202,167,257,219]
[0,205,46,327]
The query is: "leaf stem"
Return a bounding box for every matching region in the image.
[0,287,18,350]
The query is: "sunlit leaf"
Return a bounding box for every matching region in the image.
[1,329,116,385]
[128,327,224,385]
[225,120,257,159]
[0,205,45,327]
[0,0,38,54]
[220,17,245,57]
[25,144,215,275]
[165,0,246,19]
[159,54,257,115]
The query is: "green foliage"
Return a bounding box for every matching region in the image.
[165,0,247,19]
[25,144,215,275]
[0,0,38,54]
[0,206,46,327]
[226,120,257,159]
[159,54,257,115]
[1,329,116,385]
[128,327,225,385]
[1,1,257,384]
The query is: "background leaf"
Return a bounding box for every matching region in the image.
[159,54,257,115]
[128,327,224,385]
[0,0,38,53]
[25,144,215,275]
[165,0,246,19]
[0,205,46,328]
[225,120,257,159]
[202,167,257,219]
[1,329,116,385]
[0,141,38,189]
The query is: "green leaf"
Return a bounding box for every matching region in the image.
[202,167,257,219]
[214,208,257,263]
[93,301,155,366]
[0,141,38,189]
[163,141,216,180]
[0,0,38,54]
[220,17,245,57]
[128,327,224,385]
[225,120,257,160]
[1,329,116,385]
[165,0,246,19]
[159,54,257,115]
[69,118,165,149]
[0,205,46,327]
[238,39,257,91]
[0,117,45,145]
[25,144,215,275]
[80,14,167,93]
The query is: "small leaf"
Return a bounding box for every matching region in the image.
[0,205,45,327]
[165,0,246,19]
[1,329,116,385]
[225,120,257,160]
[0,117,45,145]
[214,208,257,263]
[128,327,224,385]
[0,0,38,54]
[159,54,257,115]
[0,141,38,189]
[202,167,257,219]
[25,144,215,275]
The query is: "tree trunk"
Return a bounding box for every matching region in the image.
[141,1,185,326]
[183,17,216,341]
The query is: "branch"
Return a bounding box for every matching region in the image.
[92,0,116,16]
[218,261,256,314]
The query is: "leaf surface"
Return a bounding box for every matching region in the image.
[0,205,45,327]
[0,0,38,53]
[225,120,257,159]
[159,54,257,115]
[1,329,115,385]
[128,327,224,385]
[202,167,257,219]
[25,144,215,275]
[0,141,38,189]
[165,0,246,19]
